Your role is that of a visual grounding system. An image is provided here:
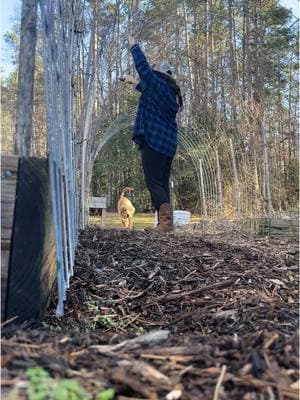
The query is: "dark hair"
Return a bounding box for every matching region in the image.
[153,70,184,112]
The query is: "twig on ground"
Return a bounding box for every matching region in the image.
[213,365,227,400]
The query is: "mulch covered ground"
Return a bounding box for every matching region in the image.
[2,228,299,399]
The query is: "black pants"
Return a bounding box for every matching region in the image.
[140,142,173,210]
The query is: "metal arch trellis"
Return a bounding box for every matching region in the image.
[39,0,78,317]
[92,102,285,220]
[89,0,298,221]
[92,110,225,218]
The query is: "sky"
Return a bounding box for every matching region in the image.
[0,0,299,77]
[1,0,21,76]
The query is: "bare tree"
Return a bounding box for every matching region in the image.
[15,0,38,156]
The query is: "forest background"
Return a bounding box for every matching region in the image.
[1,0,299,218]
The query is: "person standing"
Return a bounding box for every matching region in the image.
[123,35,183,232]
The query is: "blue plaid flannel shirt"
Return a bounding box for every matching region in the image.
[130,44,179,158]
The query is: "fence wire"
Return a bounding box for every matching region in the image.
[39,0,78,317]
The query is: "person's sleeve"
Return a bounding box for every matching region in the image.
[135,81,146,93]
[130,44,163,91]
[130,44,179,114]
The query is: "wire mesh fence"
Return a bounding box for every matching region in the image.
[40,0,78,317]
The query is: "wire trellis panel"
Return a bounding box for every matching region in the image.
[39,0,78,317]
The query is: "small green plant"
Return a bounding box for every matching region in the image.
[53,379,90,400]
[26,367,52,400]
[93,315,116,328]
[134,325,145,335]
[95,388,115,400]
[9,367,91,400]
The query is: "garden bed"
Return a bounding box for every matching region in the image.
[2,228,299,399]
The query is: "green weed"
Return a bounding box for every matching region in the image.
[8,367,116,400]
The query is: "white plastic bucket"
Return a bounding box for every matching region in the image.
[154,210,191,226]
[173,210,191,226]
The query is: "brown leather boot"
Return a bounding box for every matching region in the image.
[153,203,173,233]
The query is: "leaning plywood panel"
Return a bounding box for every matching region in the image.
[3,157,57,323]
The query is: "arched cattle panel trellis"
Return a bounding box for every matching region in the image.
[91,108,261,219]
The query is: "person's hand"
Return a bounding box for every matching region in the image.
[124,74,138,85]
[128,35,137,48]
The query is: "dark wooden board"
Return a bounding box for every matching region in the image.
[1,155,19,320]
[5,157,56,323]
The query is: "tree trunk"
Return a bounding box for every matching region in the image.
[229,138,240,216]
[15,0,38,156]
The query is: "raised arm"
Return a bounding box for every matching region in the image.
[128,36,179,113]
[128,35,164,90]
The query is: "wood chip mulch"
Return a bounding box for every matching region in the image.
[1,228,299,399]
